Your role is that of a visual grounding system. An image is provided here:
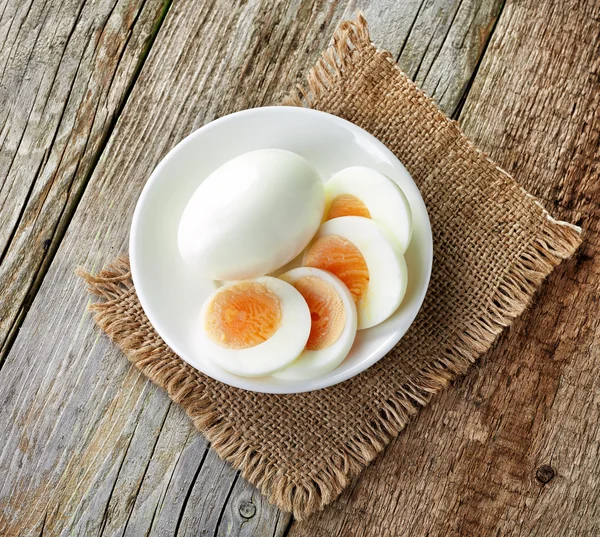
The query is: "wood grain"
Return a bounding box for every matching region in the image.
[348,0,504,114]
[0,0,508,535]
[0,0,170,363]
[289,0,600,535]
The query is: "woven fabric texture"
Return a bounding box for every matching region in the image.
[79,14,581,520]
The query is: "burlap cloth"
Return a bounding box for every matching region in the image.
[79,14,582,519]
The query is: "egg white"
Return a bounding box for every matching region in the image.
[325,166,412,253]
[274,267,357,381]
[306,216,408,330]
[198,276,311,377]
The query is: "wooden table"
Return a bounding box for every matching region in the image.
[0,0,598,535]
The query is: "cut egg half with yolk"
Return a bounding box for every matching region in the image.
[303,216,408,330]
[324,166,413,253]
[273,267,357,381]
[198,276,311,377]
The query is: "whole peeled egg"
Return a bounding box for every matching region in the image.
[178,149,325,280]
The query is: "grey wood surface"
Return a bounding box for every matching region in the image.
[9,0,591,535]
[0,0,169,363]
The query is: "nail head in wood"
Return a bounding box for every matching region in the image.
[239,500,256,519]
[536,464,555,484]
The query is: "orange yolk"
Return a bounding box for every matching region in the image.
[293,276,345,351]
[205,282,281,349]
[304,235,369,303]
[326,194,371,220]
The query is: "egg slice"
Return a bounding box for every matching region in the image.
[324,166,412,253]
[273,267,357,380]
[198,276,311,377]
[178,149,325,281]
[303,216,407,330]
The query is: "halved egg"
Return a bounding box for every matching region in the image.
[303,216,407,330]
[179,149,325,281]
[198,276,311,377]
[273,267,357,380]
[324,166,412,253]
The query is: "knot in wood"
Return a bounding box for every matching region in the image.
[536,464,555,484]
[239,500,256,519]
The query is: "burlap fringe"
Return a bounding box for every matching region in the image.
[77,14,582,520]
[282,13,372,108]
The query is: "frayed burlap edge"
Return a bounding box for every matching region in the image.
[77,14,582,520]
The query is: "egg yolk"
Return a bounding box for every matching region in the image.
[304,236,369,303]
[205,282,282,349]
[326,194,371,220]
[293,276,345,351]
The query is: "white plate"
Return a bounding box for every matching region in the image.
[130,107,432,393]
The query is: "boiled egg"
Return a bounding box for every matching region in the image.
[303,216,407,330]
[198,276,311,377]
[324,166,412,252]
[273,267,357,380]
[178,149,325,280]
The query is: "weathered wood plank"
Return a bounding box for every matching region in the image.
[216,478,292,537]
[0,1,505,536]
[0,0,169,362]
[347,0,504,114]
[289,1,600,535]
